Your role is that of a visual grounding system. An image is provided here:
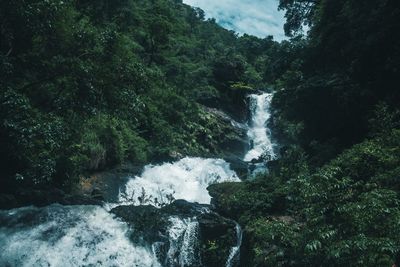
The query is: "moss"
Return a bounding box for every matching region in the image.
[208,178,288,224]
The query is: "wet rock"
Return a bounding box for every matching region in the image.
[90,187,104,201]
[198,213,237,267]
[198,213,236,238]
[112,200,239,267]
[60,194,103,206]
[200,106,249,159]
[168,151,184,161]
[0,188,103,210]
[111,200,208,244]
[73,163,143,203]
[111,205,168,244]
[0,194,17,209]
[161,199,209,217]
[224,156,249,180]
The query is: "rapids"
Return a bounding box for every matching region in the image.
[119,157,239,207]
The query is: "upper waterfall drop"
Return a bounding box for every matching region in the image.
[244,93,276,162]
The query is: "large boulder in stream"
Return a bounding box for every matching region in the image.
[111,200,238,267]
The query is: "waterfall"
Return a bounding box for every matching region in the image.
[165,217,201,267]
[0,205,161,267]
[225,222,243,267]
[244,93,276,162]
[118,157,240,207]
[0,92,277,267]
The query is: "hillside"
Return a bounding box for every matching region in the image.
[1,0,400,266]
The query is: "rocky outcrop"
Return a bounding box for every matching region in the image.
[0,163,145,210]
[197,84,254,122]
[73,163,143,203]
[0,187,103,210]
[111,200,238,267]
[198,212,237,267]
[112,204,168,244]
[200,106,249,160]
[223,156,249,180]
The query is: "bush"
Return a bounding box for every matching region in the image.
[81,114,148,170]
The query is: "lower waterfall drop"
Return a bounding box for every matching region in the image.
[0,205,161,267]
[225,222,243,267]
[166,217,201,267]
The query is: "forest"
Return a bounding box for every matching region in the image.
[1,0,400,266]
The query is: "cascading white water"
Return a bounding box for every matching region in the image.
[0,205,161,267]
[165,217,201,267]
[244,93,276,162]
[0,93,276,267]
[119,157,240,207]
[116,157,240,266]
[225,223,243,267]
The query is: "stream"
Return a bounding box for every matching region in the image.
[0,92,275,267]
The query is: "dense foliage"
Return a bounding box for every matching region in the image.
[1,0,400,265]
[209,0,400,266]
[0,0,259,192]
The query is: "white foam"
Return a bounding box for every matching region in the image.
[244,93,276,162]
[0,205,161,267]
[119,157,240,207]
[225,222,243,267]
[166,217,201,266]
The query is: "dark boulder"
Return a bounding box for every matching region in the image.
[0,188,103,210]
[112,200,239,267]
[224,156,249,180]
[198,213,237,267]
[91,187,105,201]
[73,163,143,203]
[0,194,17,210]
[111,205,168,243]
[200,106,249,159]
[161,199,209,217]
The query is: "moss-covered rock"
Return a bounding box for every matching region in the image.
[208,179,287,224]
[111,200,239,266]
[198,213,237,267]
[196,106,249,159]
[111,204,168,244]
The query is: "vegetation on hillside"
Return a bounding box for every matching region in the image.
[210,0,400,265]
[1,0,400,265]
[0,0,260,192]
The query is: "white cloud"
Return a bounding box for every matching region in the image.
[182,0,286,41]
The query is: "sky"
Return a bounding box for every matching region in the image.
[182,0,286,41]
